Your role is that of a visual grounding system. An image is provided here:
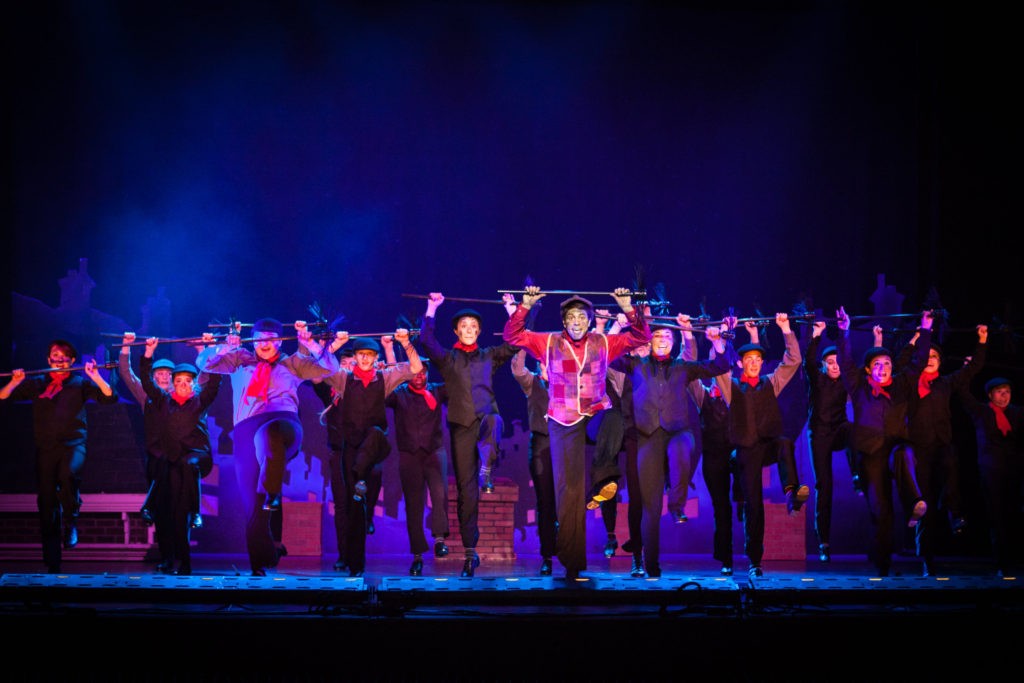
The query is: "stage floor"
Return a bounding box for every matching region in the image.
[3,551,1020,681]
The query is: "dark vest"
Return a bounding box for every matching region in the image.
[389,383,444,453]
[340,374,387,443]
[727,378,784,448]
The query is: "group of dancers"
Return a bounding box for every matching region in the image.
[1,287,1020,580]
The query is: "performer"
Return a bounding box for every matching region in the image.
[510,347,557,576]
[385,359,449,576]
[138,338,222,576]
[836,307,932,577]
[198,318,338,576]
[803,320,856,563]
[689,317,741,576]
[611,313,730,577]
[718,313,810,578]
[0,339,118,573]
[420,292,518,577]
[592,310,626,562]
[956,376,1023,577]
[118,334,177,526]
[897,323,986,575]
[119,332,212,529]
[608,314,648,577]
[314,330,422,577]
[503,285,651,580]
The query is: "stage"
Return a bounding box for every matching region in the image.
[2,552,1020,681]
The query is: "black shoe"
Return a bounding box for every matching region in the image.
[672,512,688,524]
[46,564,61,574]
[818,544,831,563]
[951,516,968,535]
[621,538,639,554]
[721,565,734,576]
[630,556,646,578]
[565,569,581,581]
[156,561,172,574]
[409,559,424,576]
[333,559,349,572]
[604,537,618,558]
[140,508,155,526]
[876,563,890,578]
[262,493,282,512]
[786,485,810,515]
[64,525,78,549]
[349,568,365,577]
[251,568,267,577]
[461,554,480,577]
[173,564,192,576]
[353,480,367,502]
[646,565,662,578]
[539,557,553,576]
[434,541,449,558]
[587,481,618,510]
[189,513,203,529]
[748,565,763,578]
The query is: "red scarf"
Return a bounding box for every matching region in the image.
[708,383,722,398]
[453,342,478,353]
[244,354,279,404]
[39,372,69,399]
[740,374,760,388]
[353,366,376,388]
[171,392,191,406]
[867,376,892,399]
[409,384,437,410]
[990,402,1012,436]
[918,370,939,398]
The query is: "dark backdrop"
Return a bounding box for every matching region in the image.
[3,1,1020,557]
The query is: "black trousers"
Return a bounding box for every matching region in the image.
[36,442,84,570]
[734,436,798,567]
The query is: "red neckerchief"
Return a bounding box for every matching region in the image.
[867,376,892,399]
[453,342,478,353]
[409,384,437,410]
[244,353,280,404]
[39,371,70,399]
[171,392,191,406]
[708,383,722,398]
[918,369,939,398]
[990,402,1012,436]
[353,366,376,388]
[740,374,760,388]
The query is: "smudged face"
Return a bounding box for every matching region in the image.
[454,317,481,346]
[867,355,892,384]
[173,373,195,400]
[47,345,74,378]
[410,368,428,390]
[925,348,941,373]
[562,308,591,341]
[153,368,173,391]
